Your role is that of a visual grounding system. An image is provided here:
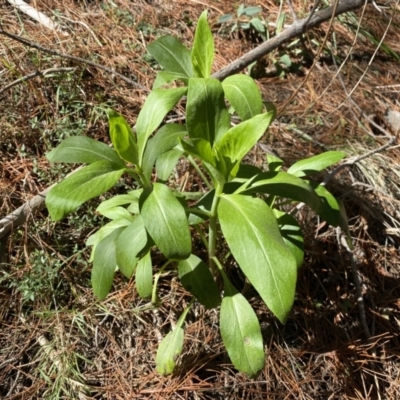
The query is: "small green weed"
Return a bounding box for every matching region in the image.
[218,4,267,42]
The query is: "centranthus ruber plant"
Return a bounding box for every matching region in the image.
[45,11,348,377]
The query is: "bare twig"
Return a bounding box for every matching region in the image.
[212,0,371,81]
[0,187,50,241]
[0,67,76,96]
[0,28,149,91]
[322,137,395,186]
[303,0,322,28]
[286,0,298,22]
[0,167,83,241]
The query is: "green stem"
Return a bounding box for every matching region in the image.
[151,260,172,305]
[176,297,196,329]
[137,167,150,188]
[193,224,209,250]
[125,166,150,188]
[208,185,222,276]
[188,155,212,190]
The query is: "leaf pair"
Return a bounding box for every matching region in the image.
[183,76,274,181]
[148,10,214,86]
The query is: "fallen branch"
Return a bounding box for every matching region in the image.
[0,29,149,92]
[0,167,83,241]
[0,187,50,241]
[0,67,76,96]
[212,0,370,80]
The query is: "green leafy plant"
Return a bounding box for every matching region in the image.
[45,11,348,377]
[218,5,267,41]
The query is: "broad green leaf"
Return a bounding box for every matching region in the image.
[237,4,245,17]
[218,13,234,23]
[276,11,286,35]
[266,153,283,172]
[236,164,263,180]
[222,74,263,121]
[86,218,132,262]
[287,151,346,178]
[140,183,191,260]
[156,149,183,181]
[241,171,322,212]
[96,192,141,214]
[311,183,342,227]
[244,6,262,16]
[156,306,190,374]
[97,206,133,221]
[91,227,124,300]
[220,271,264,377]
[153,71,190,89]
[214,112,274,177]
[178,254,220,309]
[136,251,153,298]
[47,136,124,166]
[107,110,138,165]
[279,54,292,68]
[126,189,143,214]
[86,219,132,247]
[136,87,187,164]
[186,78,230,144]
[46,161,125,221]
[156,327,184,375]
[147,35,193,79]
[218,194,297,322]
[179,138,216,166]
[203,160,226,187]
[142,124,186,180]
[250,18,266,36]
[273,210,304,269]
[116,216,149,278]
[191,10,214,78]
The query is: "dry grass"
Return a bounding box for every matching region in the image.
[1,0,400,399]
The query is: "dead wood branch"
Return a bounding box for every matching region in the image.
[0,67,76,96]
[0,167,82,241]
[0,29,149,91]
[0,187,51,241]
[212,0,371,81]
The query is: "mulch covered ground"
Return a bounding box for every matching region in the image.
[0,0,399,398]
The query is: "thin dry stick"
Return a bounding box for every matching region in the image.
[212,0,369,81]
[0,167,83,240]
[0,28,149,91]
[322,137,395,186]
[0,67,76,96]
